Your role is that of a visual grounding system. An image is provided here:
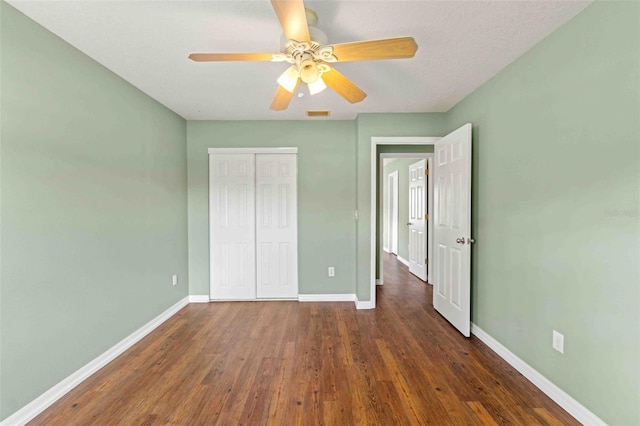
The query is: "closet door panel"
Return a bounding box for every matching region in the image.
[209,154,256,300]
[256,154,298,298]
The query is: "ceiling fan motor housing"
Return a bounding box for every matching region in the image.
[272,39,337,84]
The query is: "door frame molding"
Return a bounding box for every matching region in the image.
[208,147,298,154]
[371,137,440,307]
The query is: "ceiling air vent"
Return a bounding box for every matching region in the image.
[307,110,330,117]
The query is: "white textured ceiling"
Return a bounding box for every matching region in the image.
[8,0,591,120]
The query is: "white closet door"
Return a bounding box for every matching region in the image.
[209,154,256,300]
[256,154,298,299]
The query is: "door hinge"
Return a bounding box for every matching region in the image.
[424,214,429,220]
[424,169,429,176]
[424,258,429,265]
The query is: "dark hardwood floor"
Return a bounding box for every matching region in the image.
[31,253,578,425]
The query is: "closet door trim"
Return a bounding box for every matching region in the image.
[208,147,298,155]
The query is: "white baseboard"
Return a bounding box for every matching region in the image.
[376,279,383,285]
[298,294,356,302]
[355,297,375,310]
[471,324,606,426]
[298,294,375,310]
[383,246,390,253]
[396,255,409,267]
[188,295,210,303]
[1,296,190,426]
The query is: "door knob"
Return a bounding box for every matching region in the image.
[455,237,465,244]
[407,222,413,226]
[467,238,475,244]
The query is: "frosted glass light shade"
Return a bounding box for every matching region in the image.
[308,77,327,95]
[277,66,299,93]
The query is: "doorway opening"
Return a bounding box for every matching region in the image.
[379,153,434,286]
[371,124,473,337]
[370,137,439,308]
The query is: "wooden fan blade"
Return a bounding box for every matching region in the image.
[331,37,418,62]
[322,68,367,104]
[270,0,310,42]
[189,53,275,62]
[270,79,300,111]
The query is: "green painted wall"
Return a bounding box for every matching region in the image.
[0,3,189,420]
[187,121,356,296]
[382,158,424,262]
[355,114,447,300]
[2,1,637,424]
[445,2,640,424]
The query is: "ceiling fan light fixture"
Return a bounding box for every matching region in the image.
[190,3,416,112]
[277,66,299,93]
[308,77,327,95]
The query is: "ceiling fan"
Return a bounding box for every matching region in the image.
[188,0,418,111]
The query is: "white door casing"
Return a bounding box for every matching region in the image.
[256,154,298,299]
[408,159,427,281]
[427,157,434,285]
[209,154,256,300]
[432,123,472,337]
[389,171,399,255]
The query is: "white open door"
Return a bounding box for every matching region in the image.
[408,159,427,281]
[433,123,472,337]
[209,154,256,300]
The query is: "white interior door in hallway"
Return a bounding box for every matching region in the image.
[388,171,399,255]
[432,124,472,337]
[209,151,298,300]
[408,159,428,281]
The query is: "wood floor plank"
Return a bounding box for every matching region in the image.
[534,407,570,426]
[29,254,579,425]
[467,401,500,426]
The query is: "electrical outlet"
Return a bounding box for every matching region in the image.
[552,330,564,354]
[328,267,335,277]
[172,274,178,286]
